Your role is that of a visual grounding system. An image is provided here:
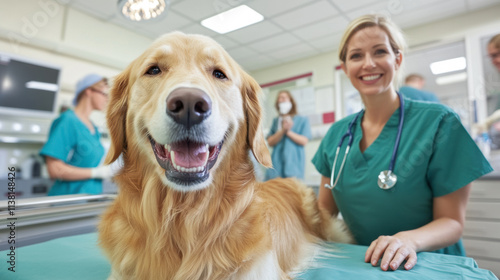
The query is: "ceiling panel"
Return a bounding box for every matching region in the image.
[329,0,379,13]
[226,46,260,61]
[224,20,284,44]
[247,33,302,53]
[272,0,340,30]
[170,0,227,21]
[292,16,349,41]
[345,2,401,21]
[212,35,240,49]
[308,32,344,52]
[129,11,193,35]
[397,0,458,11]
[268,43,318,60]
[70,0,118,19]
[181,23,219,37]
[237,54,283,71]
[248,0,316,17]
[392,0,467,29]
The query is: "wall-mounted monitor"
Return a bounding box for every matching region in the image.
[0,51,61,118]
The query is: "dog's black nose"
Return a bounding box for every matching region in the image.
[166,87,212,128]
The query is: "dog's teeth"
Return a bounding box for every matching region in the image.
[169,149,207,173]
[165,144,171,152]
[203,151,209,164]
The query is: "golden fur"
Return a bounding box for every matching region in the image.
[99,32,352,280]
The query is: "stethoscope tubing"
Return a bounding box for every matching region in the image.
[325,92,404,190]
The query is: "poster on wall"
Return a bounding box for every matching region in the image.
[290,87,316,116]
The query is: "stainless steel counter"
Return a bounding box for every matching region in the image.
[0,194,115,250]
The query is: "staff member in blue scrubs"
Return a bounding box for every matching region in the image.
[399,74,440,102]
[312,14,492,272]
[40,74,112,195]
[266,90,311,180]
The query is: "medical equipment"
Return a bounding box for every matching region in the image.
[324,92,405,190]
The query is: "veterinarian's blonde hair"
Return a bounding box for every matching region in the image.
[338,14,407,88]
[274,90,297,116]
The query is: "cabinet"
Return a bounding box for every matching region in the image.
[463,179,500,277]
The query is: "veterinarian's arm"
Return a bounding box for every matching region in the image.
[365,184,470,271]
[45,156,95,181]
[317,176,339,217]
[286,130,309,146]
[266,129,286,147]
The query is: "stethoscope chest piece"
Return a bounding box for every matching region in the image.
[378,170,397,190]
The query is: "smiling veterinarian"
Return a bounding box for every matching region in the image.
[312,14,493,272]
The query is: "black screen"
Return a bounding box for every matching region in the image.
[0,54,60,113]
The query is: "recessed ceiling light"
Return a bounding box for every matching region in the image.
[435,72,467,85]
[26,81,59,92]
[201,5,264,34]
[430,57,466,75]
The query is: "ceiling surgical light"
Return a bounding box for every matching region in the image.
[118,0,168,21]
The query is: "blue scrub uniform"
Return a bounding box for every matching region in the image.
[312,98,493,255]
[265,115,312,180]
[399,86,440,102]
[40,110,105,195]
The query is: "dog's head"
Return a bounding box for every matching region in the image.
[105,32,271,192]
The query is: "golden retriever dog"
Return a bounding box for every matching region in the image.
[99,32,352,280]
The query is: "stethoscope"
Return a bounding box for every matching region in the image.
[324,92,405,190]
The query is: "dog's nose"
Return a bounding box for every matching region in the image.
[166,87,212,128]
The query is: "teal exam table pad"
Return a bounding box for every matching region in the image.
[0,232,497,280]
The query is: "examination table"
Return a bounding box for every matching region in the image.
[0,195,497,279]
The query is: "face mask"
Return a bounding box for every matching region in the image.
[278,102,292,115]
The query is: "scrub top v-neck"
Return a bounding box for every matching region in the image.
[312,98,493,256]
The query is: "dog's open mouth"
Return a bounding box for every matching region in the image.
[149,136,223,185]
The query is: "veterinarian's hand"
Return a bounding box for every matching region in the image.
[282,118,293,131]
[365,233,418,271]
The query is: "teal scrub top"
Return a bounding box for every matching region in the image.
[265,115,312,180]
[399,86,440,102]
[40,110,105,195]
[312,98,493,256]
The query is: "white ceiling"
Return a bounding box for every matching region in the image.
[66,0,500,71]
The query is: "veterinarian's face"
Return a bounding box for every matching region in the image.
[124,34,247,191]
[488,43,500,72]
[90,82,109,111]
[341,26,401,97]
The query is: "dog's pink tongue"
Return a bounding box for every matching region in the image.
[171,142,208,168]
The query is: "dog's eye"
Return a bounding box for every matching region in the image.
[146,66,161,75]
[213,69,227,80]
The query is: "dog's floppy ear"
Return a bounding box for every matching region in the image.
[241,72,272,168]
[104,68,130,165]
